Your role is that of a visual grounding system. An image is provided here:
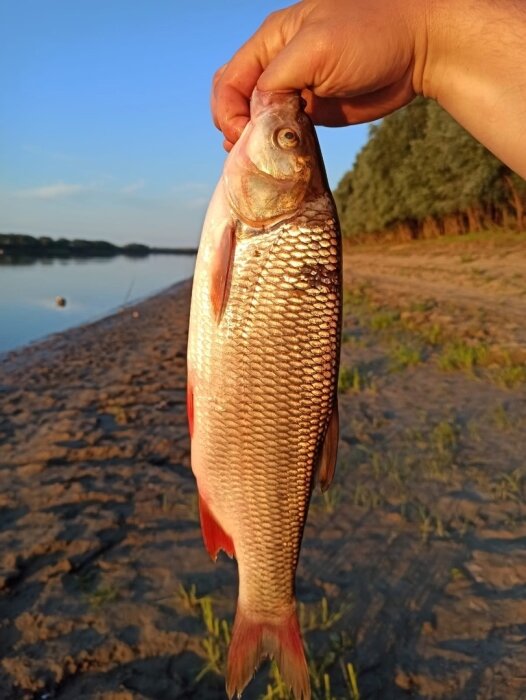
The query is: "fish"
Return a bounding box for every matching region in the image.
[187,89,342,699]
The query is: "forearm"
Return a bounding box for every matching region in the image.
[421,0,526,178]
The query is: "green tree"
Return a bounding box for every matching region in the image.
[335,98,525,239]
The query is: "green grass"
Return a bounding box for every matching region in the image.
[338,365,375,393]
[438,341,489,372]
[369,309,400,331]
[342,285,371,312]
[494,363,526,389]
[345,288,447,356]
[346,229,526,255]
[102,402,131,425]
[431,420,459,454]
[389,343,423,371]
[418,510,447,543]
[409,299,437,313]
[311,484,343,515]
[404,229,526,248]
[491,469,525,502]
[493,403,512,430]
[88,585,120,608]
[469,266,494,281]
[366,445,412,486]
[175,582,201,612]
[196,595,232,681]
[351,483,385,509]
[299,597,350,633]
[399,501,448,543]
[437,342,526,386]
[263,637,359,699]
[413,322,443,346]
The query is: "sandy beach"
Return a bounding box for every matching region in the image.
[1,236,526,699]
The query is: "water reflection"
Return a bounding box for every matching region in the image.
[0,254,121,266]
[0,254,196,354]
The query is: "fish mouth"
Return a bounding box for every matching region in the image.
[250,89,304,119]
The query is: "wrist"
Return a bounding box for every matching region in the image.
[417,0,526,102]
[412,0,477,102]
[413,0,526,176]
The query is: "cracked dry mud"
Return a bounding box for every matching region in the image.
[0,235,525,700]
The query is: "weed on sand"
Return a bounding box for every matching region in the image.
[338,364,376,393]
[388,342,423,371]
[438,341,489,373]
[343,281,526,391]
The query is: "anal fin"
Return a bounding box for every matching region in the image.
[199,494,235,561]
[317,400,339,492]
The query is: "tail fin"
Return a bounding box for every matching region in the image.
[226,604,310,699]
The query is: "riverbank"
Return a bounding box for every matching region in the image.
[0,279,200,698]
[1,235,525,699]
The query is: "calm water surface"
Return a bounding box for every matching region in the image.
[0,254,195,354]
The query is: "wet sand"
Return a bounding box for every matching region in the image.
[1,237,526,699]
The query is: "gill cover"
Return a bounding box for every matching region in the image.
[223,90,324,227]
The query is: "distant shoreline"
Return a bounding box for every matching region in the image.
[0,233,197,260]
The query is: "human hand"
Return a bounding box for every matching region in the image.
[211,0,430,150]
[212,0,526,178]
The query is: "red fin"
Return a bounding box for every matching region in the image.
[317,400,339,492]
[186,382,194,438]
[199,494,235,561]
[210,220,236,322]
[227,604,310,700]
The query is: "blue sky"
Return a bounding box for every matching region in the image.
[0,1,369,247]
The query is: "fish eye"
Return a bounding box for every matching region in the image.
[275,127,300,149]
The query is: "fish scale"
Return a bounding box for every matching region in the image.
[187,89,342,698]
[210,207,339,611]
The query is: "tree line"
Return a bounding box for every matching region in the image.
[0,234,196,259]
[333,98,526,241]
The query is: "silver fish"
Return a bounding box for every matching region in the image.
[187,89,342,699]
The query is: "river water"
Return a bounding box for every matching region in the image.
[0,254,196,354]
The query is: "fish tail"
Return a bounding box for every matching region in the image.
[226,603,310,699]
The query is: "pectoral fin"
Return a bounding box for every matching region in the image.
[210,220,236,322]
[317,401,339,492]
[186,382,194,438]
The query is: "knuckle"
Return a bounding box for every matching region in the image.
[212,64,227,89]
[260,8,286,30]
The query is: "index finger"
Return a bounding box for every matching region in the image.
[211,8,298,145]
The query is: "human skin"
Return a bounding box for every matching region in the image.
[211,0,526,179]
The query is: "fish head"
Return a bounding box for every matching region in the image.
[224,89,325,227]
